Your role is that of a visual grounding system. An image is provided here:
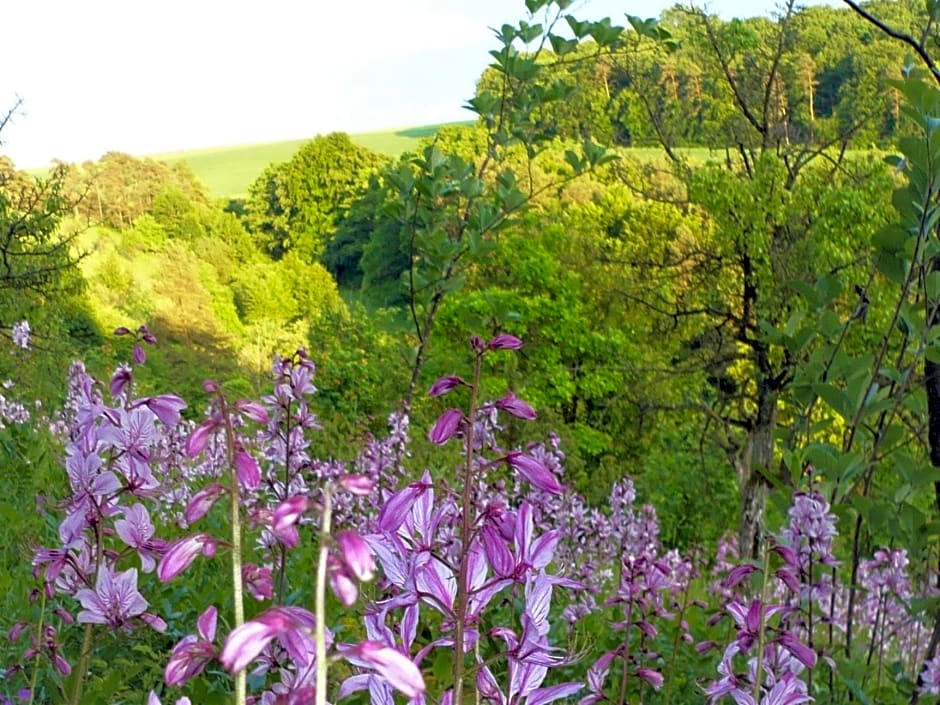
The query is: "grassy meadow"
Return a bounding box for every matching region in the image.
[155,121,475,198]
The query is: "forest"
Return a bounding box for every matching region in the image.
[3,0,940,703]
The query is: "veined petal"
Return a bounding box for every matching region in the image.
[233,450,261,490]
[527,682,584,705]
[348,641,426,698]
[234,399,269,424]
[506,452,562,494]
[158,534,217,583]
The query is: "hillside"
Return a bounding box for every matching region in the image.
[154,121,474,199]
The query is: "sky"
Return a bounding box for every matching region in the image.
[1,0,841,168]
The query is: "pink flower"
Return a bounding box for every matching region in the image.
[233,448,261,489]
[339,474,374,496]
[234,399,269,424]
[242,564,274,601]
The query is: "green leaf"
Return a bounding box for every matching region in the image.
[814,382,853,421]
[565,15,590,38]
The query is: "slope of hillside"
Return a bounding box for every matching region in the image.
[157,121,474,198]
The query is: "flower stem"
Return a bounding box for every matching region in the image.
[222,400,246,705]
[27,589,46,705]
[69,624,93,705]
[453,351,483,705]
[316,486,334,705]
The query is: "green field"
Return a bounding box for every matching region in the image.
[155,121,475,199]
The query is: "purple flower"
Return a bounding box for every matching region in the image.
[165,606,218,686]
[487,334,523,350]
[428,375,467,397]
[110,365,132,398]
[242,564,274,601]
[329,555,360,606]
[636,668,664,690]
[429,408,464,445]
[335,530,376,582]
[234,399,269,424]
[74,567,154,630]
[184,483,227,525]
[339,474,374,495]
[185,419,220,457]
[273,495,308,533]
[506,452,562,494]
[495,392,537,420]
[11,320,29,349]
[140,394,187,427]
[220,606,320,675]
[158,533,218,582]
[114,503,167,573]
[344,641,425,698]
[233,448,261,489]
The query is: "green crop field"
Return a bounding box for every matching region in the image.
[155,121,475,199]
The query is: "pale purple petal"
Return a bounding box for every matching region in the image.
[347,641,426,698]
[234,399,269,424]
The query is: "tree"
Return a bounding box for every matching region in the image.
[0,99,84,299]
[243,133,385,261]
[593,1,896,560]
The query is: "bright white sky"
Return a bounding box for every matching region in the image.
[2,0,841,168]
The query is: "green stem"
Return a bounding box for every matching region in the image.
[222,400,246,705]
[617,599,635,705]
[69,624,93,705]
[752,546,772,705]
[315,486,334,705]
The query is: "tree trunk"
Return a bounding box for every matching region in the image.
[735,389,778,561]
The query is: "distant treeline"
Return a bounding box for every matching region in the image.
[477,0,918,149]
